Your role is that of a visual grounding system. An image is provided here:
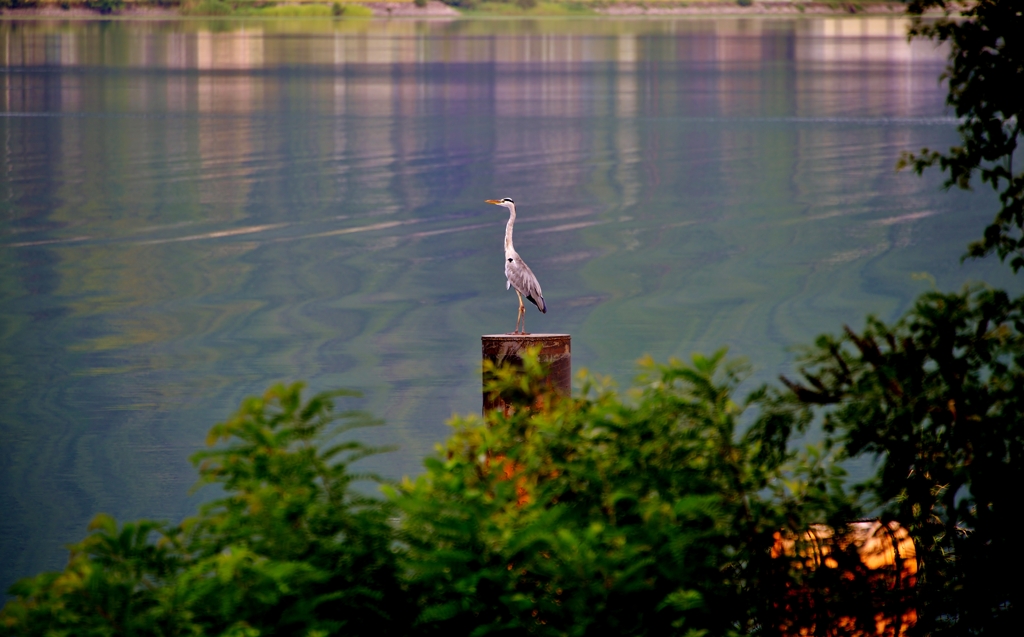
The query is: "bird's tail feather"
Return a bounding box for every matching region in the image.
[527,294,547,313]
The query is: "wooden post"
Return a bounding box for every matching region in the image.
[481,334,571,415]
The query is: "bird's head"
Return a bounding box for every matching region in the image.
[485,198,515,211]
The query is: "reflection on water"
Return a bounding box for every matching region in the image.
[1,17,939,69]
[0,17,1018,591]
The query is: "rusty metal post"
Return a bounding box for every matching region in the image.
[482,334,571,415]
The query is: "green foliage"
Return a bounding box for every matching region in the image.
[84,0,124,13]
[250,3,333,16]
[180,1,370,17]
[392,349,844,636]
[183,383,407,635]
[900,1,1024,271]
[879,6,1024,625]
[334,3,372,17]
[182,0,233,14]
[763,286,1024,634]
[1,383,407,637]
[0,515,183,637]
[1,355,857,637]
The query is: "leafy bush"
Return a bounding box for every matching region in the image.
[761,286,1024,635]
[84,0,124,13]
[392,350,857,636]
[0,383,410,637]
[255,3,333,16]
[1,356,854,636]
[334,3,372,17]
[182,0,232,14]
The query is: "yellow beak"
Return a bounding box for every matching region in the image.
[485,199,502,205]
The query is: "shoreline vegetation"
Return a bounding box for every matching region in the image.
[0,0,945,19]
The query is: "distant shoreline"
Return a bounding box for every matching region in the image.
[597,2,910,16]
[0,1,931,20]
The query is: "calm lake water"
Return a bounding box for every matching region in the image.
[1,15,1020,590]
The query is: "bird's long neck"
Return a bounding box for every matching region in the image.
[504,205,517,256]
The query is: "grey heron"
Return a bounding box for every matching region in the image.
[485,198,546,334]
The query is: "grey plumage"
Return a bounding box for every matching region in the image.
[485,198,546,334]
[506,253,547,313]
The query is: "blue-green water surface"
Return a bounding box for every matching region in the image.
[1,16,1020,590]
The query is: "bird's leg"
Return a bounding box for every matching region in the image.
[515,290,525,334]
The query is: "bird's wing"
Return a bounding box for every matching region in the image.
[507,256,546,313]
